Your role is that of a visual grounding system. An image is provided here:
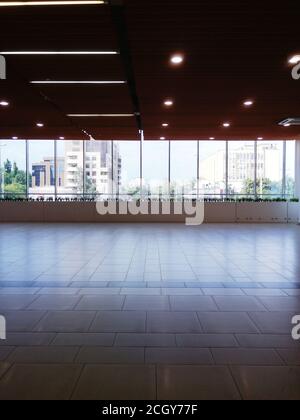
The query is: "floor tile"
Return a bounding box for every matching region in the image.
[157,366,241,400]
[249,312,296,334]
[0,364,82,400]
[176,333,238,348]
[213,296,267,311]
[115,333,176,347]
[231,366,300,400]
[76,347,144,364]
[27,295,80,310]
[90,311,146,333]
[35,311,95,333]
[124,296,170,311]
[212,348,283,365]
[146,348,213,364]
[147,312,202,333]
[198,312,259,333]
[0,295,37,310]
[236,334,300,349]
[72,365,156,400]
[7,346,78,363]
[52,333,115,346]
[75,295,124,310]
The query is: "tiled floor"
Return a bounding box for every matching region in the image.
[0,223,300,400]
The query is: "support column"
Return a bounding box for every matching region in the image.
[295,140,300,223]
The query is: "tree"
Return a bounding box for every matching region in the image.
[4,159,12,174]
[242,178,272,195]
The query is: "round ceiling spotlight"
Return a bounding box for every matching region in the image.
[36,122,44,127]
[209,137,215,140]
[164,100,174,107]
[283,123,291,127]
[0,100,9,107]
[170,54,184,65]
[162,123,169,127]
[257,137,263,140]
[160,137,166,140]
[223,122,231,127]
[12,136,18,140]
[243,100,254,107]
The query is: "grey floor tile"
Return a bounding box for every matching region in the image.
[35,311,95,333]
[236,334,300,349]
[198,312,259,333]
[115,333,176,347]
[277,349,300,365]
[124,296,170,311]
[75,295,124,310]
[0,287,40,295]
[121,288,161,295]
[146,348,213,364]
[202,288,244,296]
[76,347,144,364]
[0,332,54,346]
[0,364,82,400]
[176,333,238,348]
[38,288,80,295]
[249,312,296,334]
[90,311,146,333]
[0,347,14,361]
[170,296,218,311]
[52,332,115,346]
[72,364,156,400]
[2,311,46,332]
[257,296,300,312]
[212,348,283,365]
[147,312,202,333]
[162,288,203,295]
[213,296,267,311]
[242,288,287,296]
[231,366,300,400]
[157,365,240,400]
[7,346,78,363]
[27,295,80,310]
[0,295,37,310]
[0,362,11,380]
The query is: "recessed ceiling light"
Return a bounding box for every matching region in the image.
[30,80,126,84]
[289,55,300,64]
[160,137,166,140]
[209,137,215,140]
[284,123,291,127]
[1,51,117,55]
[59,137,65,140]
[67,114,134,117]
[0,100,9,106]
[170,54,184,65]
[164,100,174,107]
[257,137,263,140]
[244,100,254,107]
[12,137,18,140]
[223,122,230,127]
[36,123,44,127]
[0,1,105,7]
[162,123,169,127]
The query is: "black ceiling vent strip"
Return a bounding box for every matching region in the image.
[109,0,143,133]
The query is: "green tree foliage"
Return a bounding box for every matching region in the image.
[0,159,26,198]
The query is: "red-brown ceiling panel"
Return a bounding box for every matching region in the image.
[125,0,300,140]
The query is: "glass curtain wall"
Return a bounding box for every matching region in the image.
[0,139,297,200]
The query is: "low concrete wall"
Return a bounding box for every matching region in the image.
[0,201,298,223]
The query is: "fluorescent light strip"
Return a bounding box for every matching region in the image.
[30,80,126,84]
[1,51,117,55]
[0,1,105,7]
[68,114,134,117]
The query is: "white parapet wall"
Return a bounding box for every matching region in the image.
[0,201,298,223]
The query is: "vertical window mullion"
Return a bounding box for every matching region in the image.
[282,141,287,198]
[254,140,257,198]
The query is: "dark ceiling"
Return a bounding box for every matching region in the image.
[0,0,300,141]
